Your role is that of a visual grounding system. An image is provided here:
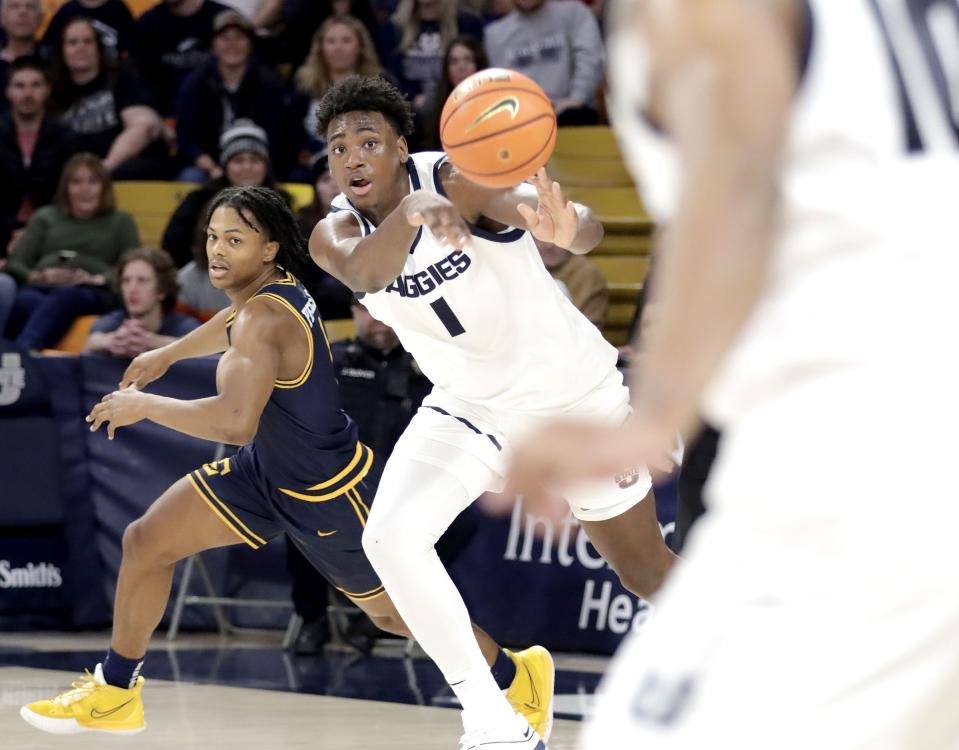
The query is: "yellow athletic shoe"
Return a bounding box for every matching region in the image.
[505,646,555,743]
[20,663,146,735]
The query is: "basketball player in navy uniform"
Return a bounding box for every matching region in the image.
[510,0,959,747]
[307,76,677,750]
[19,187,552,737]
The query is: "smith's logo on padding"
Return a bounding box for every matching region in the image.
[0,561,62,589]
[466,97,520,132]
[0,352,25,406]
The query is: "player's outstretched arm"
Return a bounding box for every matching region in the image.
[119,306,233,389]
[443,165,603,254]
[627,0,797,438]
[309,191,473,292]
[90,304,282,443]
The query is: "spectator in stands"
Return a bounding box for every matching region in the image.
[162,119,285,267]
[380,0,483,111]
[175,10,292,182]
[42,0,136,61]
[295,153,353,320]
[84,246,197,356]
[536,236,608,328]
[0,152,139,349]
[484,0,605,125]
[0,0,46,111]
[132,0,230,118]
[291,15,383,181]
[176,240,229,317]
[416,35,486,150]
[49,16,168,179]
[0,56,74,252]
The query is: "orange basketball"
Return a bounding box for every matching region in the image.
[440,68,557,189]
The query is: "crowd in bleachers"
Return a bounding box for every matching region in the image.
[0,0,612,351]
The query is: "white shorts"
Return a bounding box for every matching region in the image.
[583,366,959,748]
[390,369,653,522]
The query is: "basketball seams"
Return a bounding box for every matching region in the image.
[456,119,557,185]
[440,86,554,142]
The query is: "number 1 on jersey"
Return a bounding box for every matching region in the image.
[430,297,466,337]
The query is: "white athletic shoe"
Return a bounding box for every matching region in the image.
[459,716,546,750]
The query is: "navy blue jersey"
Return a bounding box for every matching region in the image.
[225,272,366,491]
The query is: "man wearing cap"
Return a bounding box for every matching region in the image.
[133,0,232,118]
[174,9,293,182]
[161,118,284,268]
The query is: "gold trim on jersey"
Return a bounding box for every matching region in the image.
[225,308,237,329]
[187,472,264,549]
[337,583,386,602]
[254,292,314,388]
[254,271,296,295]
[277,443,374,502]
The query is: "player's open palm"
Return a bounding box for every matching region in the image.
[120,347,172,390]
[405,191,473,250]
[517,168,579,248]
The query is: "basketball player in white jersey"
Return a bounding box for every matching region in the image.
[307,76,676,749]
[509,0,959,747]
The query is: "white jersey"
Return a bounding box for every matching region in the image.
[607,0,959,426]
[330,152,619,414]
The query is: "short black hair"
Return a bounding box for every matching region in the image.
[206,187,311,281]
[6,55,50,87]
[315,75,415,139]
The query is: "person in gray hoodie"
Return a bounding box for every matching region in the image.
[484,0,605,125]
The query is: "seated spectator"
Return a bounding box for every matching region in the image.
[484,0,605,125]
[380,0,483,111]
[42,0,135,61]
[0,0,47,110]
[0,152,139,349]
[295,153,353,320]
[291,15,384,180]
[0,56,75,251]
[48,16,167,178]
[176,241,229,318]
[162,119,286,267]
[175,9,293,182]
[132,0,230,118]
[536,237,608,328]
[416,35,486,150]
[331,0,381,53]
[85,246,198,356]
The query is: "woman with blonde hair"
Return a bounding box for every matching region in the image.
[0,152,139,348]
[381,0,483,110]
[291,15,386,179]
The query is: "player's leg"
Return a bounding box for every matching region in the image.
[21,457,281,735]
[362,453,543,746]
[578,487,677,599]
[352,590,555,741]
[109,475,248,662]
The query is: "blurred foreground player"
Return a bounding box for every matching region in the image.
[509,1,959,747]
[19,187,553,737]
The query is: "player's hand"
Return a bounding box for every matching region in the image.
[120,346,173,389]
[517,168,579,249]
[404,192,473,251]
[507,416,676,510]
[86,386,150,440]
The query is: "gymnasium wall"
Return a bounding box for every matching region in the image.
[0,340,676,654]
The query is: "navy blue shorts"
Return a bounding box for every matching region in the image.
[186,441,384,601]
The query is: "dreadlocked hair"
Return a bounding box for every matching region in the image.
[206,186,311,281]
[315,75,415,139]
